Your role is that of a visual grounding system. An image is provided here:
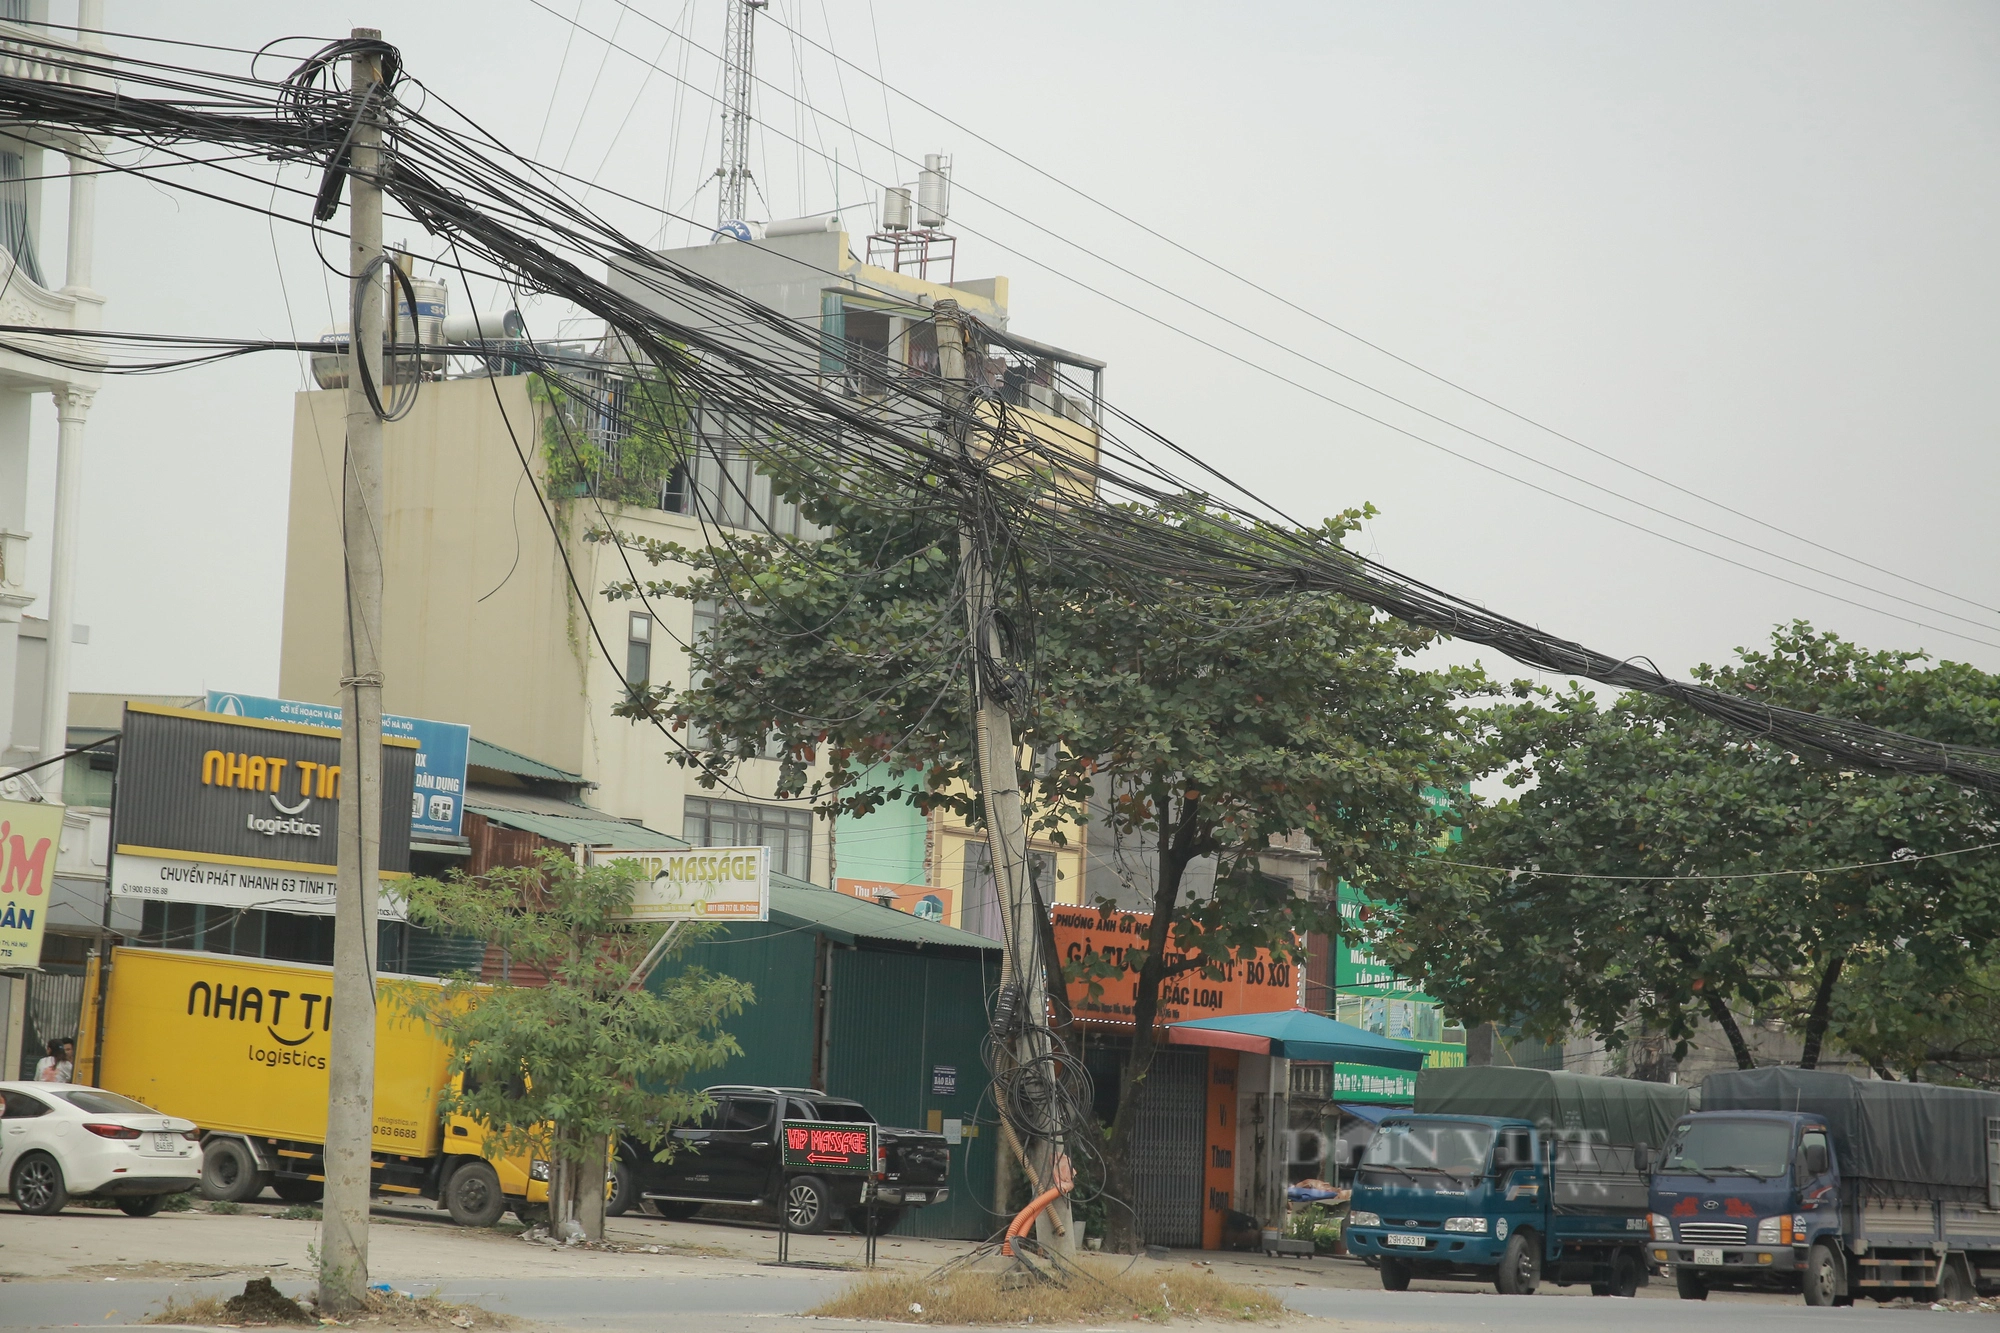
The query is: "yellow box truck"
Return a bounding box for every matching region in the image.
[76,945,545,1226]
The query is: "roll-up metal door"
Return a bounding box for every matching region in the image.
[1128,1047,1207,1248]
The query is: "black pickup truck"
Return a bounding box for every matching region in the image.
[610,1085,950,1235]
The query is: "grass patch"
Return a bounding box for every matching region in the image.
[206,1200,244,1215]
[147,1279,511,1330]
[162,1191,196,1212]
[809,1260,1287,1325]
[279,1204,323,1221]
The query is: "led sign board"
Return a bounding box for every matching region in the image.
[780,1119,876,1175]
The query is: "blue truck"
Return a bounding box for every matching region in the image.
[1648,1068,2000,1305]
[1343,1066,1691,1296]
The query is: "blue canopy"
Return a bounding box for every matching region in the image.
[1336,1102,1406,1124]
[1170,1009,1427,1072]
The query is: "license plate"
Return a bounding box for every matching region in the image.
[1386,1233,1427,1248]
[1693,1247,1724,1266]
[902,1192,926,1203]
[152,1133,178,1152]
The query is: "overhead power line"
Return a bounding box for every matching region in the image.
[553,0,2000,644]
[727,0,2000,629]
[6,34,2000,802]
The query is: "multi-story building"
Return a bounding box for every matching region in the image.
[0,5,109,786]
[279,221,1104,907]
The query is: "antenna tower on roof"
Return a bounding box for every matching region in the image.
[715,0,767,229]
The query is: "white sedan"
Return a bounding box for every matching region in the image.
[1,1082,201,1216]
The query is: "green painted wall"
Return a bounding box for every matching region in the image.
[832,766,928,885]
[653,918,1002,1239]
[653,920,820,1091]
[826,945,999,1241]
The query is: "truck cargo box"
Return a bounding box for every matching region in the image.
[79,946,451,1158]
[1416,1065,1693,1149]
[1701,1067,2000,1204]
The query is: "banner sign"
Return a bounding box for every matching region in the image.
[0,798,63,965]
[1051,904,1301,1026]
[111,704,415,919]
[109,853,406,921]
[1330,1043,1467,1104]
[780,1119,876,1175]
[835,876,952,924]
[206,691,471,840]
[596,845,770,922]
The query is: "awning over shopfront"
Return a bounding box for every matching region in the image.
[1336,1102,1404,1124]
[1168,1009,1428,1071]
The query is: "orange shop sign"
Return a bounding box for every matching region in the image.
[1051,904,1301,1027]
[835,877,954,926]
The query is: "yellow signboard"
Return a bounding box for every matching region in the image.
[595,845,770,921]
[0,798,63,967]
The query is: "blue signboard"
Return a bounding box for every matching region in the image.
[206,691,471,840]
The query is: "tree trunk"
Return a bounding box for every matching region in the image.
[1103,794,1199,1254]
[1702,991,1757,1070]
[579,1131,609,1241]
[1799,954,1845,1070]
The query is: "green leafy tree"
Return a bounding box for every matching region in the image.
[394,852,752,1238]
[1831,952,2000,1087]
[599,477,1487,1249]
[1379,624,2000,1073]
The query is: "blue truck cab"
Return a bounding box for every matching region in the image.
[1646,1109,1832,1299]
[1654,1070,2000,1307]
[1346,1113,1653,1296]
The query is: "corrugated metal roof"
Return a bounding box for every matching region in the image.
[457,805,995,949]
[466,802,682,851]
[769,878,1000,951]
[467,738,584,784]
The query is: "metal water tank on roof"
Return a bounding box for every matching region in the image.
[917,153,951,227]
[395,274,449,379]
[881,185,912,231]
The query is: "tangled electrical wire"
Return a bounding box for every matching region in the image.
[3,35,1995,797]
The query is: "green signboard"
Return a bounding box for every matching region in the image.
[781,1119,877,1175]
[1331,881,1466,1102]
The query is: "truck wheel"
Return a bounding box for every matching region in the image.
[443,1160,506,1227]
[11,1153,69,1215]
[783,1176,830,1235]
[273,1179,324,1204]
[1610,1251,1641,1297]
[1675,1267,1708,1300]
[1379,1258,1413,1291]
[1802,1243,1843,1307]
[117,1193,169,1217]
[1494,1231,1540,1295]
[605,1164,634,1218]
[1936,1257,1972,1304]
[200,1138,264,1203]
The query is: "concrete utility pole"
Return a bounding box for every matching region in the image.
[932,301,1072,1254]
[322,29,387,1315]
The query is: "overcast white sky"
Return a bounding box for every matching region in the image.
[18,1,2000,704]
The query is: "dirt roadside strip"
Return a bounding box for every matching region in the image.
[0,1200,969,1284]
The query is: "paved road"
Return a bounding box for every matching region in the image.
[3,1272,1983,1331]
